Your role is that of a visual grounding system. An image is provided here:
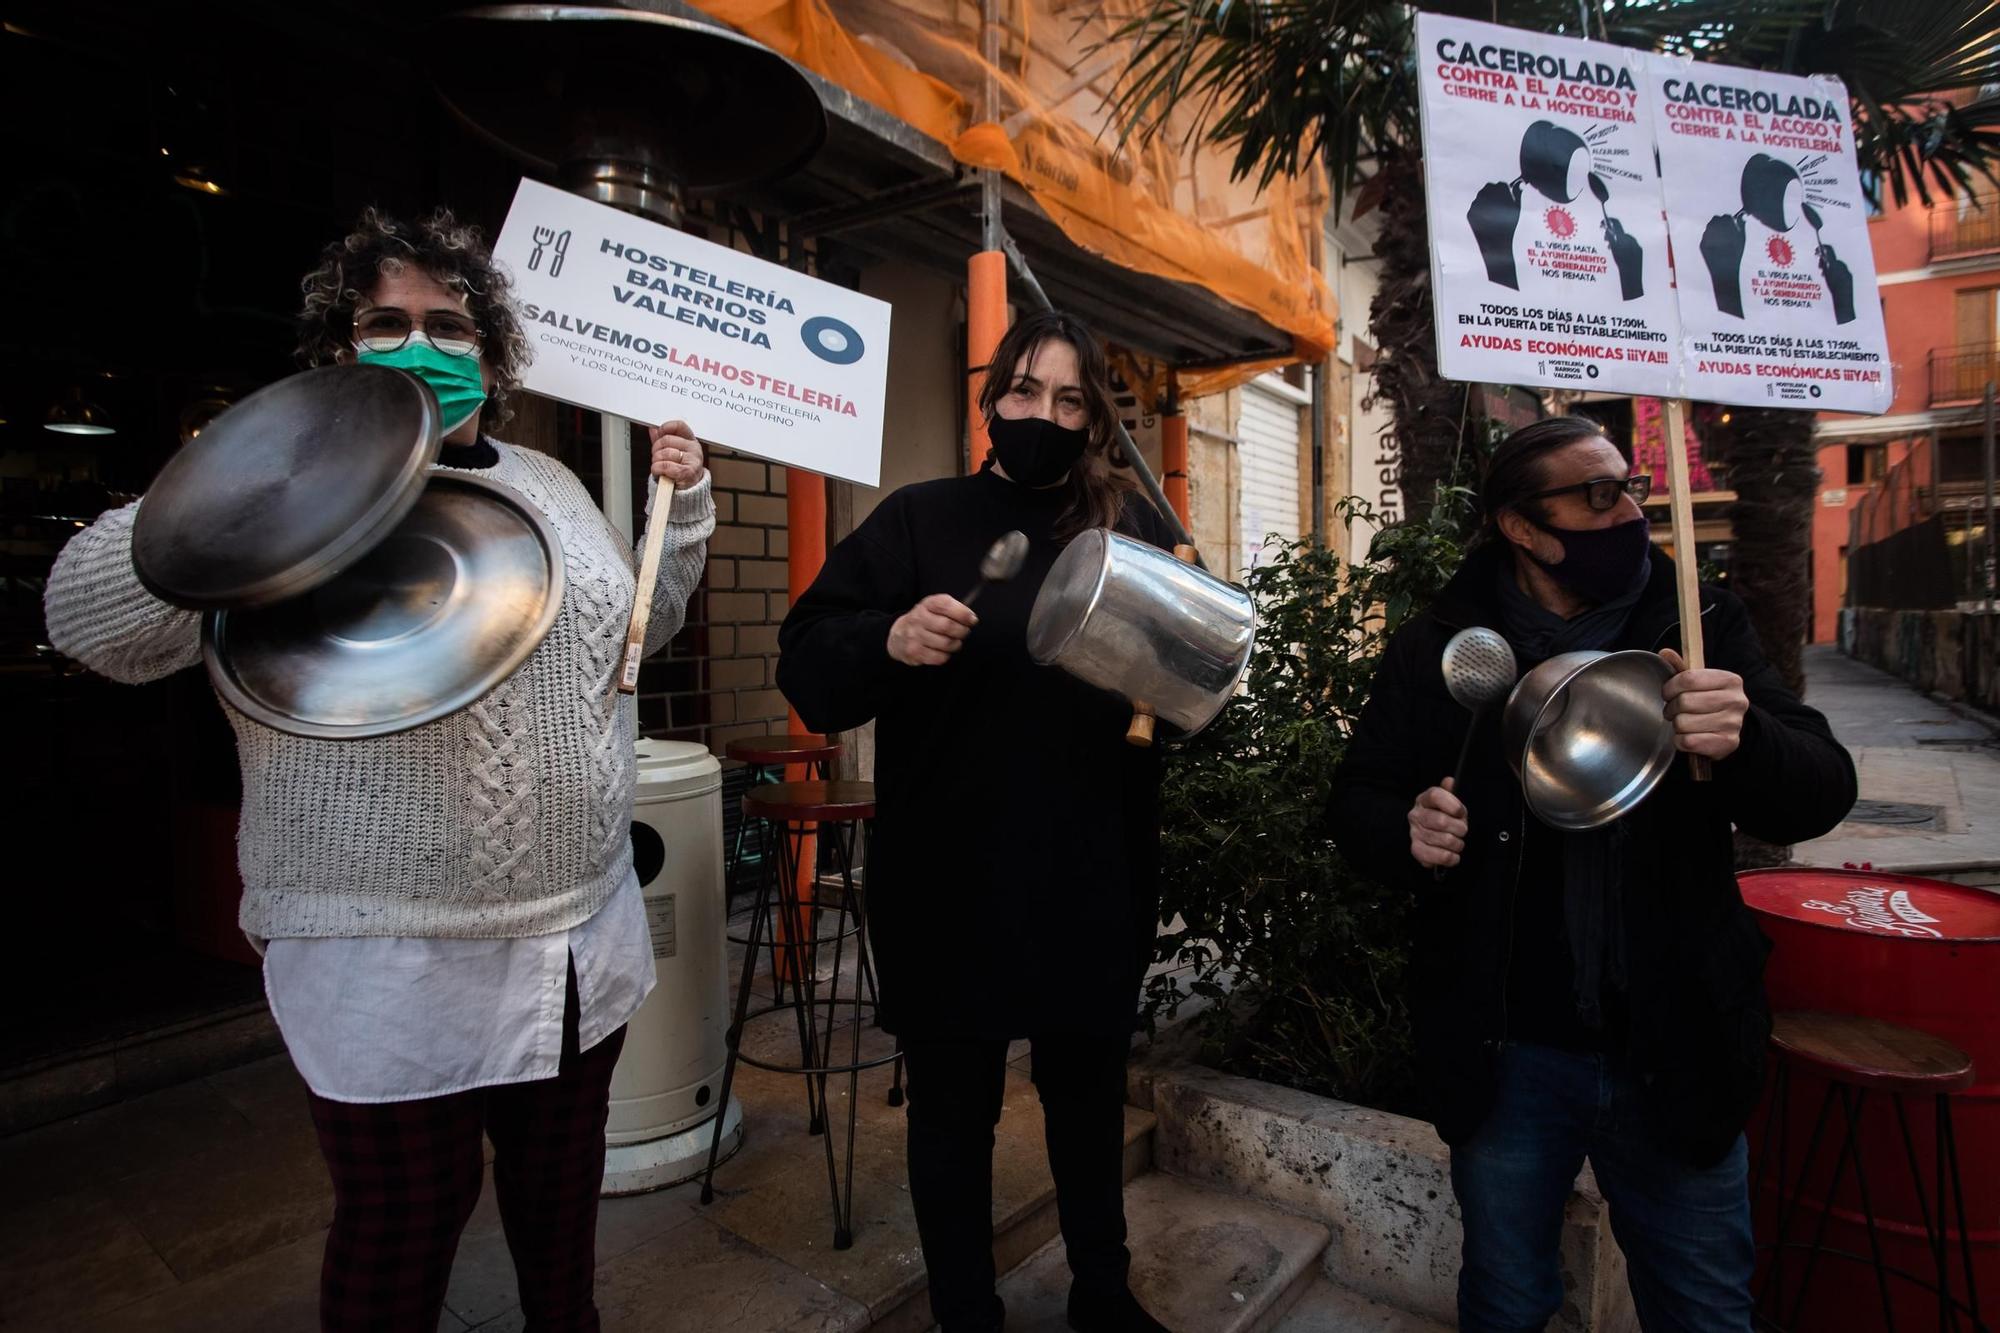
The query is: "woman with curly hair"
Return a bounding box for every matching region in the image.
[44,207,715,1332]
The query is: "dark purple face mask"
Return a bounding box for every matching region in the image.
[1527,513,1652,604]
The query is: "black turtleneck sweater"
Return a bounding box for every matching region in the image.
[438,439,499,470]
[777,466,1175,1040]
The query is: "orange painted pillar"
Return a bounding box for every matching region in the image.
[780,468,827,975]
[967,250,1009,471]
[1162,410,1191,531]
[785,468,827,743]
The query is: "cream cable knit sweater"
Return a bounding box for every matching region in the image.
[44,442,714,941]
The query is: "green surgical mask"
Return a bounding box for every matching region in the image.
[356,337,488,434]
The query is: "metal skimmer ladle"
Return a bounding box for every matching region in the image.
[962,530,1029,608]
[1435,627,1520,880]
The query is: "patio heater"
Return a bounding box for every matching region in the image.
[432,4,828,1192]
[432,3,825,539]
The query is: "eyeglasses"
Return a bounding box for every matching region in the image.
[352,307,483,358]
[1525,475,1653,511]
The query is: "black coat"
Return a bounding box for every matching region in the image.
[1326,543,1857,1166]
[776,468,1174,1041]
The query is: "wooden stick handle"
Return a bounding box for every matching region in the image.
[617,477,676,696]
[1126,704,1156,748]
[1661,398,1711,782]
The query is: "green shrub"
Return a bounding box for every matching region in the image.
[1147,491,1474,1112]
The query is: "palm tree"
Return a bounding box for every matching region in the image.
[1105,0,2000,695]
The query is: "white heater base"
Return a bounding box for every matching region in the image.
[601,1096,744,1196]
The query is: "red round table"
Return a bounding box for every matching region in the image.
[1742,868,2000,1332]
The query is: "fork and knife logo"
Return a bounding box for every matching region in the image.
[528,226,572,277]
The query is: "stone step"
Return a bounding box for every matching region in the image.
[866,1104,1157,1333]
[1267,1277,1454,1333]
[0,1001,284,1136]
[988,1173,1330,1333]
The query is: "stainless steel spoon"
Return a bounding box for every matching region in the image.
[962,530,1029,608]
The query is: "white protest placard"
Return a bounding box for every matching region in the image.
[495,178,891,486]
[1645,58,1893,413]
[1415,12,1680,398]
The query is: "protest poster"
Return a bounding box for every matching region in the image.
[494,178,892,486]
[1645,56,1893,413]
[1415,12,1681,398]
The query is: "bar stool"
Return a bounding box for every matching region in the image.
[1754,1010,1984,1333]
[700,780,902,1250]
[735,775,897,1100]
[722,733,841,893]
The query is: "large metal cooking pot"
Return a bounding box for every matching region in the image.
[1502,649,1678,831]
[203,472,565,740]
[1026,529,1254,738]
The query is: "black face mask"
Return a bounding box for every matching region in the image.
[1527,513,1653,605]
[988,414,1087,487]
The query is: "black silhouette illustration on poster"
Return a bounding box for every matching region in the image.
[1700,153,1856,323]
[1468,120,1644,299]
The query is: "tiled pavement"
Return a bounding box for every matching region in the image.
[0,930,1090,1333]
[1793,645,2000,884]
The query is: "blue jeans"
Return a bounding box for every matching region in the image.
[1451,1042,1754,1333]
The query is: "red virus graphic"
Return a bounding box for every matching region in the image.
[1767,234,1795,267]
[1545,206,1577,239]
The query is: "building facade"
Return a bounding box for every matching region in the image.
[1813,182,2000,641]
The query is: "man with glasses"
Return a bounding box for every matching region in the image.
[1326,416,1856,1332]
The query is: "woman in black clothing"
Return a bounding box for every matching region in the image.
[777,311,1173,1333]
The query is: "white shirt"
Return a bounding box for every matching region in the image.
[259,869,655,1103]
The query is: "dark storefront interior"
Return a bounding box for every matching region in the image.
[0,2,615,1113]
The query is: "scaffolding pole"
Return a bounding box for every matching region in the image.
[1986,382,1997,606]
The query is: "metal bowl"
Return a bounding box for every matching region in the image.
[203,473,565,740]
[1501,649,1677,831]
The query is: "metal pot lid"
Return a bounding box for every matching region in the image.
[133,366,441,611]
[430,6,827,195]
[202,472,565,740]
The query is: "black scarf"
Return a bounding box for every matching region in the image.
[1493,551,1649,670]
[1494,556,1648,1032]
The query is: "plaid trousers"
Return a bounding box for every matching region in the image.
[306,963,626,1333]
